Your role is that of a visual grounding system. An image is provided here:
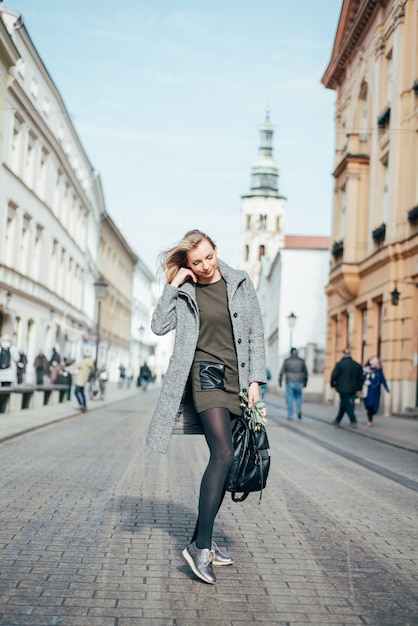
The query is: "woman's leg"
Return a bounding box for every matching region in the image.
[191,407,234,549]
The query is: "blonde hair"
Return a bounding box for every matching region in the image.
[160,230,216,284]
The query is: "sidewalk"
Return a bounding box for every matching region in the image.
[0,382,142,443]
[266,390,418,453]
[0,384,417,453]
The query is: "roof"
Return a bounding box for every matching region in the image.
[285,235,330,250]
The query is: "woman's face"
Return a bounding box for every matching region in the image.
[186,239,218,284]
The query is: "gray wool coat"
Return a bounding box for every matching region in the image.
[145,259,266,454]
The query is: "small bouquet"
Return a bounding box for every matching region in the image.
[239,391,267,433]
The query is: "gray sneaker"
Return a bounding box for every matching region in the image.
[349,422,358,429]
[182,542,216,584]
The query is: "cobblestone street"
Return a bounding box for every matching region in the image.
[0,390,417,625]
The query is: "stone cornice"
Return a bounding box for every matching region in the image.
[333,153,370,178]
[322,0,388,90]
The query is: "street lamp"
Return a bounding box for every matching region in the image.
[287,311,297,350]
[94,276,108,370]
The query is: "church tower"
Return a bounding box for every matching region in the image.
[239,109,286,286]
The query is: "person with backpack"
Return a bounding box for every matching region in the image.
[0,335,19,387]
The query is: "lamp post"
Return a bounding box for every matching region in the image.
[287,312,297,351]
[94,276,108,370]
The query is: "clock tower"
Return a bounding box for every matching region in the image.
[240,109,286,286]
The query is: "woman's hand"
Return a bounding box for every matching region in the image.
[248,381,261,408]
[170,267,197,287]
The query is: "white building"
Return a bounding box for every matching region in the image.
[258,236,330,397]
[240,109,286,288]
[131,258,157,381]
[0,8,102,381]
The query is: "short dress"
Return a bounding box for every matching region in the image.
[191,277,241,416]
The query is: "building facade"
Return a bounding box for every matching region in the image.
[240,109,286,288]
[322,0,418,412]
[258,236,330,397]
[0,9,105,381]
[96,213,137,381]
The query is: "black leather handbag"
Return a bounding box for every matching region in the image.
[224,415,270,503]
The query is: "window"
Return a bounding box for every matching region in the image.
[5,203,17,266]
[39,147,48,199]
[53,170,62,216]
[276,216,281,231]
[49,239,58,290]
[10,115,23,173]
[359,83,369,141]
[336,185,347,241]
[259,244,265,259]
[16,58,25,78]
[20,214,31,275]
[259,214,267,230]
[382,157,390,225]
[32,225,43,282]
[31,76,39,99]
[386,51,393,106]
[25,131,36,188]
[361,307,368,364]
[42,96,50,116]
[376,300,383,358]
[246,215,251,230]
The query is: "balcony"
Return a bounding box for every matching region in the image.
[332,240,344,260]
[407,206,418,225]
[377,105,391,129]
[372,223,386,245]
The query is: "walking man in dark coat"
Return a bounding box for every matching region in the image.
[331,348,364,428]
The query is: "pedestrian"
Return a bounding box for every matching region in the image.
[34,351,48,385]
[125,365,134,389]
[0,335,19,387]
[331,348,364,428]
[260,368,271,399]
[16,350,27,384]
[279,348,308,420]
[49,347,61,365]
[146,229,266,585]
[139,362,152,391]
[65,350,94,412]
[118,364,125,388]
[363,356,389,426]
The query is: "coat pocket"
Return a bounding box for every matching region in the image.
[199,362,225,390]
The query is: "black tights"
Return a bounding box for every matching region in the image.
[191,407,236,549]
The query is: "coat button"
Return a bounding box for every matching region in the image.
[233,312,238,318]
[237,338,242,344]
[241,362,245,368]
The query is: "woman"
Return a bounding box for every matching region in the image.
[146,230,266,584]
[363,356,389,426]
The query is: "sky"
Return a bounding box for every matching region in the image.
[11,0,342,272]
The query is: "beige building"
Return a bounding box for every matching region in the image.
[96,212,137,380]
[322,0,418,413]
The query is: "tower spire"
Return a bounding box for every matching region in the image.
[249,106,279,194]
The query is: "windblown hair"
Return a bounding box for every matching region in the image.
[160,229,216,284]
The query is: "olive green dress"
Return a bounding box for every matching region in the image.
[191,277,241,415]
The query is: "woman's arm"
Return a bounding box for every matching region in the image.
[151,284,179,336]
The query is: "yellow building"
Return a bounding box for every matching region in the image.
[322,0,418,414]
[96,212,137,380]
